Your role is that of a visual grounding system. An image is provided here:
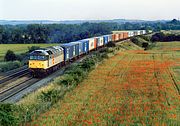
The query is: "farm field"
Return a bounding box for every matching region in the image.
[29,42,180,125]
[0,44,58,61]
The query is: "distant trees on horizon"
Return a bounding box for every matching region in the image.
[0,19,180,44]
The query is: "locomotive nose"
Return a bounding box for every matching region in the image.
[29,61,45,69]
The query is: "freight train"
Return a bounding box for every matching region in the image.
[29,30,146,77]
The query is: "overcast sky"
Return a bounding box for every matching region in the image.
[0,0,179,21]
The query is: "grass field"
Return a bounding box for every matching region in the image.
[0,44,58,61]
[27,42,179,125]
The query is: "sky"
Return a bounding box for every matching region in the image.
[0,0,180,21]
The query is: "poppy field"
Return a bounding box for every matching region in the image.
[29,42,180,125]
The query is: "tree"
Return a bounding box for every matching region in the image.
[4,50,17,61]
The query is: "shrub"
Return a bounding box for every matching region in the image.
[99,48,108,53]
[15,54,24,61]
[4,50,17,61]
[101,52,109,59]
[0,103,19,126]
[80,57,96,71]
[40,89,61,103]
[142,42,149,50]
[0,61,22,72]
[58,74,75,86]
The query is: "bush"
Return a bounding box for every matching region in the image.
[0,103,19,126]
[101,52,109,59]
[40,89,61,103]
[0,61,22,72]
[142,42,149,50]
[15,54,24,61]
[80,57,96,71]
[4,50,17,61]
[58,74,75,86]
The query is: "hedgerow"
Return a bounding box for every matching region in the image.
[0,61,22,72]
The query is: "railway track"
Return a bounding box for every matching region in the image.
[0,66,35,102]
[0,68,29,85]
[0,77,39,102]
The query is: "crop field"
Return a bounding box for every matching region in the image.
[0,44,58,61]
[29,42,179,125]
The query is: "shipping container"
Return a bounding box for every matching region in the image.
[95,37,100,47]
[119,33,124,40]
[85,38,95,51]
[128,31,134,37]
[143,30,146,34]
[112,34,116,42]
[137,31,141,35]
[108,34,112,42]
[71,41,83,55]
[94,38,97,49]
[78,39,89,54]
[123,32,129,39]
[115,34,119,41]
[133,31,138,36]
[103,35,109,45]
[60,43,79,61]
[140,30,146,35]
[95,36,103,47]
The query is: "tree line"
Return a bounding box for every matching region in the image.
[0,19,180,44]
[151,32,180,42]
[0,22,119,44]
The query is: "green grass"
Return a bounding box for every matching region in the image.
[0,44,58,61]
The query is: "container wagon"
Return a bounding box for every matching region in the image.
[60,43,79,61]
[77,39,89,54]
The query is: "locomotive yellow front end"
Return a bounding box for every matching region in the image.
[29,60,48,69]
[29,50,49,77]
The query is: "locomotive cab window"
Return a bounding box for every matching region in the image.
[29,55,47,60]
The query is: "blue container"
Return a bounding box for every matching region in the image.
[60,43,79,61]
[78,39,89,54]
[103,35,109,45]
[71,41,83,55]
